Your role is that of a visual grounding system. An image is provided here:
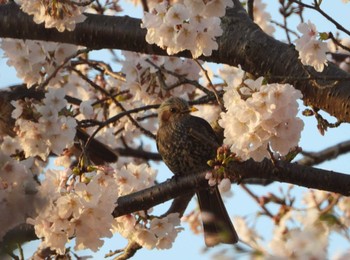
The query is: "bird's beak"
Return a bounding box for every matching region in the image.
[180,105,198,114]
[190,106,198,113]
[180,106,198,114]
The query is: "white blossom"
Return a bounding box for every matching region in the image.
[1,136,20,155]
[252,0,275,36]
[28,169,119,254]
[218,178,232,194]
[13,88,77,160]
[142,0,232,58]
[165,4,190,25]
[295,20,329,72]
[333,250,350,260]
[16,0,87,32]
[219,77,304,161]
[80,100,95,118]
[133,229,158,249]
[233,216,259,246]
[43,88,67,111]
[1,39,79,86]
[115,162,157,196]
[120,51,200,106]
[0,151,39,241]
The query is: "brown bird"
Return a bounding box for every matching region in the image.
[156,97,238,246]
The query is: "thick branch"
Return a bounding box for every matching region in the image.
[2,158,350,251]
[116,147,162,161]
[0,2,165,54]
[219,3,350,123]
[114,158,350,217]
[1,3,350,122]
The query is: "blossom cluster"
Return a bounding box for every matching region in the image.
[141,0,233,58]
[267,190,333,259]
[28,168,118,254]
[0,151,39,241]
[268,210,329,258]
[114,213,182,250]
[224,189,344,259]
[1,39,79,86]
[252,0,275,36]
[15,0,87,32]
[338,196,350,227]
[120,51,200,104]
[219,76,304,161]
[114,162,157,196]
[26,161,175,253]
[113,163,183,249]
[9,87,77,160]
[295,20,329,72]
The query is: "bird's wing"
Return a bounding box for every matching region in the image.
[187,116,220,150]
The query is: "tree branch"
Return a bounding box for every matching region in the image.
[2,158,350,252]
[113,158,350,217]
[0,2,164,54]
[0,224,37,257]
[1,2,350,123]
[298,140,350,166]
[2,1,350,255]
[116,146,162,161]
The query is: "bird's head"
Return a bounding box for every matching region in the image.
[158,97,198,126]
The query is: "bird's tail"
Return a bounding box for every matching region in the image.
[196,187,239,246]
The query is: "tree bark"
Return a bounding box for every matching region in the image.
[3,157,349,252]
[1,1,350,253]
[113,158,350,218]
[1,2,350,122]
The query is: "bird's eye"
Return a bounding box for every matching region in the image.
[169,107,178,113]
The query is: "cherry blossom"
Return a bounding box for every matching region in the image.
[28,169,120,254]
[219,76,304,161]
[0,1,349,258]
[120,51,200,105]
[252,0,275,36]
[1,39,79,86]
[13,87,77,160]
[0,151,39,242]
[16,0,87,32]
[295,20,330,72]
[141,0,233,58]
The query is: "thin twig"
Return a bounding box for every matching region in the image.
[240,184,274,218]
[270,20,299,38]
[329,32,350,53]
[140,0,149,12]
[194,59,224,110]
[298,140,350,166]
[247,0,254,20]
[38,48,91,91]
[70,0,95,7]
[290,0,350,36]
[145,58,212,95]
[72,67,156,137]
[71,68,156,169]
[79,104,158,128]
[75,59,126,82]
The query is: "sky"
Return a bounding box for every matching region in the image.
[2,0,350,259]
